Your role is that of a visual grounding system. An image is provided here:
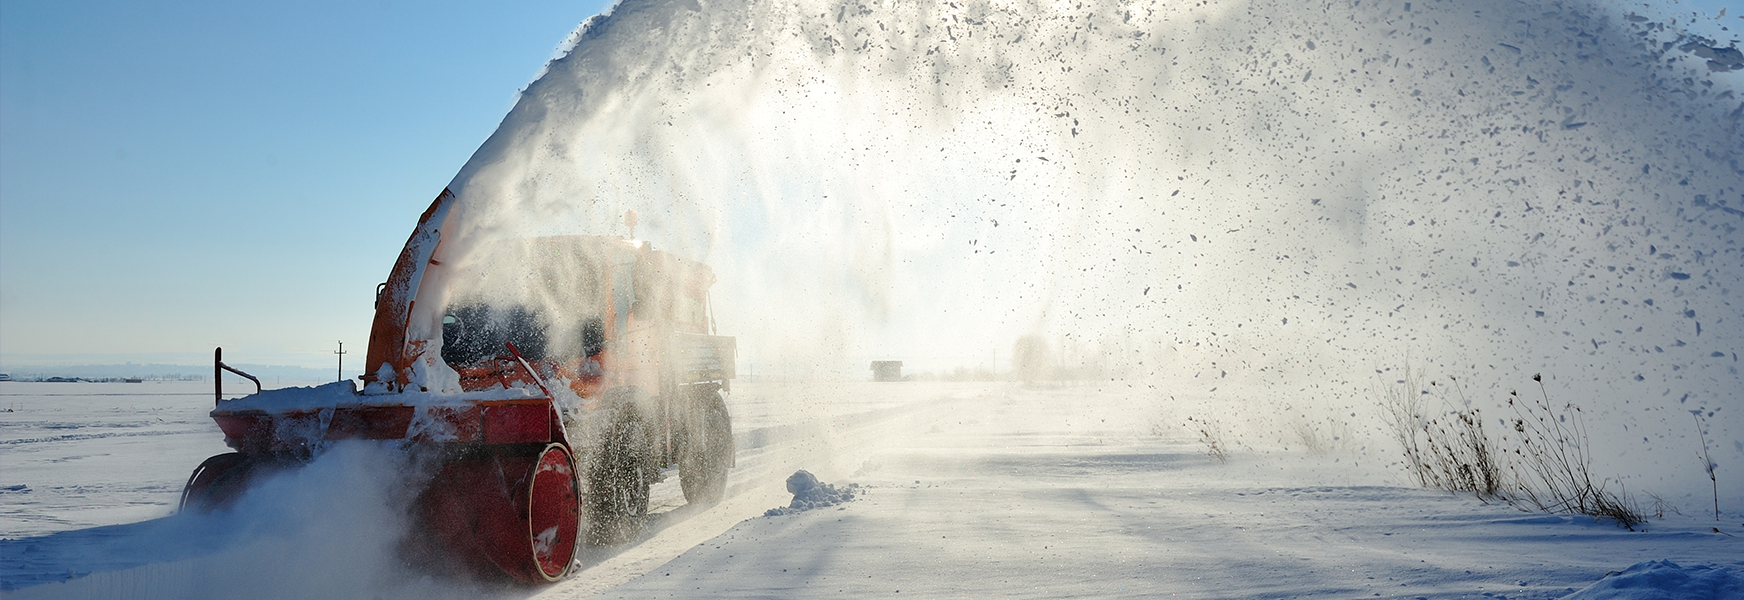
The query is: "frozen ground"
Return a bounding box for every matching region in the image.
[0,381,246,538]
[3,380,1739,599]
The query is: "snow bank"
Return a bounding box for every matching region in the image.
[765,470,859,516]
[1562,560,1744,600]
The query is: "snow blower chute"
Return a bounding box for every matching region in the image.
[181,189,737,583]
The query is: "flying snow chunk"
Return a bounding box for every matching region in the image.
[765,470,858,516]
[1561,560,1743,600]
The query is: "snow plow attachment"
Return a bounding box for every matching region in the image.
[183,189,736,584]
[421,443,580,582]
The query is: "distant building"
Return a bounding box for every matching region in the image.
[870,361,903,382]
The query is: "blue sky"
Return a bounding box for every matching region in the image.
[0,0,1735,372]
[1,1,611,370]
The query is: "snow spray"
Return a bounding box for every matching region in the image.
[421,0,1738,505]
[15,443,492,599]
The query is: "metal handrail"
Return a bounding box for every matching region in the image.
[213,347,263,406]
[504,342,554,399]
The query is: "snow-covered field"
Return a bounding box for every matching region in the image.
[3,380,1738,599]
[0,381,243,538]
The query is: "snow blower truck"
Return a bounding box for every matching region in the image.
[180,189,737,583]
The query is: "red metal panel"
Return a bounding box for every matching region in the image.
[419,457,515,576]
[326,406,415,441]
[271,412,325,451]
[212,413,270,451]
[416,444,577,583]
[362,188,455,390]
[413,404,482,443]
[482,402,551,444]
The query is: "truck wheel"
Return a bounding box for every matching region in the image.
[587,409,649,545]
[679,391,733,505]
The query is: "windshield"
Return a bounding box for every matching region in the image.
[438,238,614,368]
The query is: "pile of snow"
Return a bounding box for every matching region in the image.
[1562,560,1744,600]
[764,470,858,516]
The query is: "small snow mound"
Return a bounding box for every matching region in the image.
[1561,560,1743,600]
[765,470,858,516]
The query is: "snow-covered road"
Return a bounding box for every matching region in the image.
[584,384,1743,599]
[4,381,1740,599]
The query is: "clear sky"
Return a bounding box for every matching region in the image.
[0,0,1735,372]
[1,1,612,370]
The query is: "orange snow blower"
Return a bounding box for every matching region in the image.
[180,189,736,583]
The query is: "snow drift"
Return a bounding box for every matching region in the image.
[1562,559,1744,600]
[412,0,1740,506]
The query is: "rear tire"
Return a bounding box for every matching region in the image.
[587,407,650,545]
[679,391,733,505]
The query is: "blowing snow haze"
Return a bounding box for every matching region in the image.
[423,0,1743,503]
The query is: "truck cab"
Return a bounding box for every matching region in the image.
[188,191,735,584]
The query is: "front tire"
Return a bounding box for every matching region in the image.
[679,390,734,505]
[587,406,650,545]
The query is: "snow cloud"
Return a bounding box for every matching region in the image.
[425,0,1739,503]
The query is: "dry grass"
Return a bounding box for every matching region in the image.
[1186,416,1230,464]
[1690,411,1719,521]
[1379,367,1431,486]
[1291,413,1353,454]
[1504,374,1644,529]
[1381,369,1645,528]
[1381,372,1507,501]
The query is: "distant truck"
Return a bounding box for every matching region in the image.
[181,189,736,583]
[870,361,903,382]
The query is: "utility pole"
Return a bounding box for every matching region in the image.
[335,341,347,382]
